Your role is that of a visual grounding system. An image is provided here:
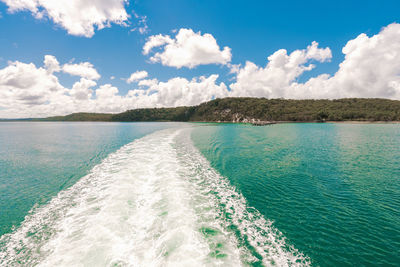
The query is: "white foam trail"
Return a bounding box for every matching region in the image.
[0,127,309,267]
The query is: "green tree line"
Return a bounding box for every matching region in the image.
[40,98,400,122]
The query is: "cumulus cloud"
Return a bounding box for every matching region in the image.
[1,23,400,118]
[126,70,148,83]
[231,23,400,99]
[0,0,129,37]
[0,55,229,118]
[44,55,60,73]
[134,75,228,107]
[0,56,105,117]
[230,41,332,98]
[70,78,96,100]
[0,60,64,108]
[62,62,101,80]
[305,22,400,99]
[143,34,173,55]
[143,28,232,68]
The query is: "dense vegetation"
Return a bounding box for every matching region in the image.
[111,107,196,122]
[38,98,400,122]
[190,98,400,122]
[112,98,400,122]
[43,113,114,121]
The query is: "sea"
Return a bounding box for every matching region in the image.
[0,122,399,266]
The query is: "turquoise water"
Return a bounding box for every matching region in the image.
[0,122,399,266]
[192,123,400,266]
[1,124,308,266]
[0,122,177,236]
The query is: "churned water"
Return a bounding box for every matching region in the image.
[0,122,399,266]
[0,122,177,236]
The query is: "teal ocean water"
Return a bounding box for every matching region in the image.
[192,123,400,266]
[0,122,399,266]
[0,122,176,236]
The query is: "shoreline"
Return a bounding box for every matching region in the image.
[1,120,400,124]
[191,120,400,125]
[277,120,400,124]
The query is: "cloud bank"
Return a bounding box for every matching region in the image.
[0,56,228,118]
[1,24,400,118]
[230,41,332,98]
[0,0,129,37]
[231,23,400,99]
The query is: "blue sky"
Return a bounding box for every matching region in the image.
[0,0,400,117]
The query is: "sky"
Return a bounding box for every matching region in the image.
[0,0,399,118]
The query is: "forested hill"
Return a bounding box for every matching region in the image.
[44,113,114,121]
[41,98,400,122]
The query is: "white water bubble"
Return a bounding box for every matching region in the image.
[0,127,309,267]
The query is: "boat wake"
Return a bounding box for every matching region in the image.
[0,127,309,266]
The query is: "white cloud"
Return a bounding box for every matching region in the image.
[143,28,232,68]
[0,55,229,118]
[138,78,158,87]
[0,56,105,117]
[2,23,400,118]
[0,59,64,108]
[135,75,228,107]
[70,78,96,100]
[62,62,101,80]
[0,0,129,37]
[126,70,148,83]
[44,55,60,73]
[230,23,400,99]
[314,22,400,99]
[143,34,173,55]
[230,41,332,98]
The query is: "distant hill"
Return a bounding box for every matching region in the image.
[111,106,196,122]
[188,98,400,122]
[39,98,400,122]
[43,113,114,121]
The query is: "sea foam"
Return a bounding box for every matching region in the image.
[0,127,309,266]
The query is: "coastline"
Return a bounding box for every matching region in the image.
[2,98,400,123]
[278,120,400,124]
[191,120,400,125]
[2,120,400,124]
